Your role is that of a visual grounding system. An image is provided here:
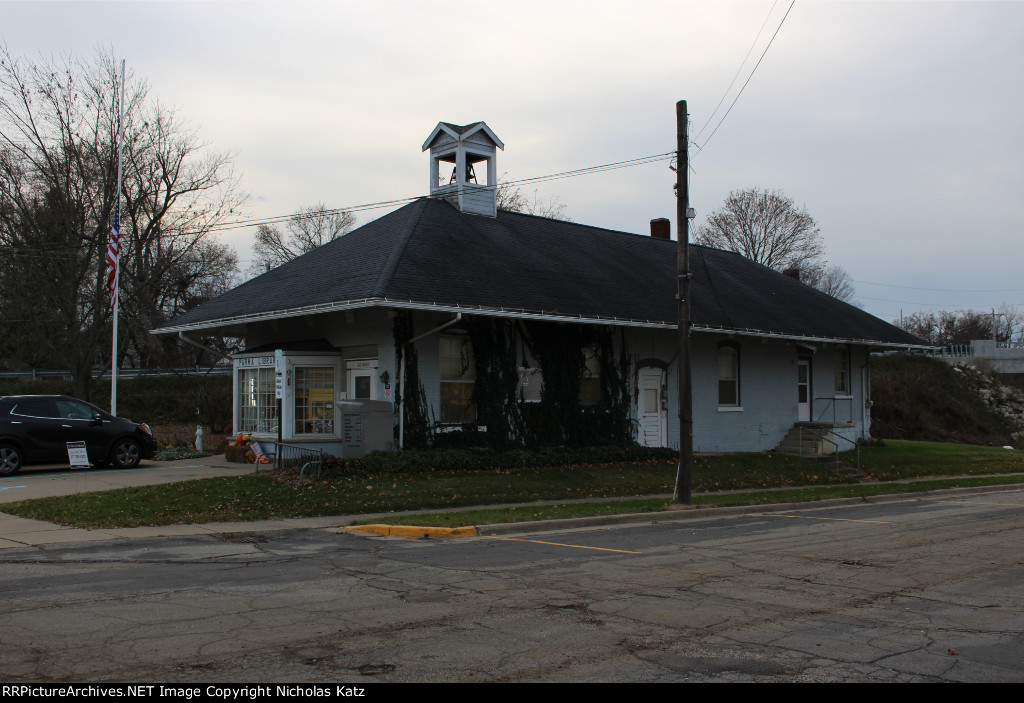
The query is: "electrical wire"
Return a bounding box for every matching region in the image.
[0,150,677,255]
[693,0,780,142]
[696,0,796,152]
[855,280,1024,294]
[859,294,1024,309]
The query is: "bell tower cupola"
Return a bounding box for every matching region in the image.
[422,121,504,217]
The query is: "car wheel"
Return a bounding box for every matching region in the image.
[0,443,23,476]
[111,438,141,469]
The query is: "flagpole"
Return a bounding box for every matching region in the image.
[110,59,125,416]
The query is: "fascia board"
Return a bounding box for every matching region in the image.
[153,299,932,350]
[460,122,504,150]
[421,123,459,151]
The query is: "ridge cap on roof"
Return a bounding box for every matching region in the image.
[495,206,675,242]
[440,121,484,134]
[372,199,429,297]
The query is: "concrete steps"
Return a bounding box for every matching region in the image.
[775,424,833,457]
[776,423,866,481]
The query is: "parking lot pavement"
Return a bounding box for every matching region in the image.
[0,454,250,504]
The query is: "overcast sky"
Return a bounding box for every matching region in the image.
[3,0,1022,327]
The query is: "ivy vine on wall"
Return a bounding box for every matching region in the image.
[465,317,525,449]
[520,321,633,447]
[392,311,430,449]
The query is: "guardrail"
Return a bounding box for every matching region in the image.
[0,365,232,381]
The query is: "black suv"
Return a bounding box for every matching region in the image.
[0,395,157,475]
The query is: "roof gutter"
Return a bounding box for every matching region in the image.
[155,299,931,351]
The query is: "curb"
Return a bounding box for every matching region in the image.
[346,482,1024,539]
[346,524,479,538]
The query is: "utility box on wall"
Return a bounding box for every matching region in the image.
[338,399,394,457]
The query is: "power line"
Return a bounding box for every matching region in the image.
[0,151,677,255]
[859,294,1024,309]
[855,280,1024,294]
[694,0,780,142]
[696,0,796,152]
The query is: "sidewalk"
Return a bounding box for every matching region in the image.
[2,455,1022,549]
[0,453,252,548]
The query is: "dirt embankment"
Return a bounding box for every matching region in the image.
[871,354,1024,446]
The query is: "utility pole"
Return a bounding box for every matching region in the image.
[673,100,693,505]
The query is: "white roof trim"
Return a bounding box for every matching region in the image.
[421,123,459,150]
[460,122,504,150]
[153,298,930,350]
[421,121,504,151]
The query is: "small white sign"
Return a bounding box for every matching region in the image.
[236,355,274,368]
[66,441,90,469]
[275,374,284,399]
[275,348,284,373]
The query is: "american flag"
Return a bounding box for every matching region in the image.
[105,201,121,310]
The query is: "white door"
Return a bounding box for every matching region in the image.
[347,360,378,401]
[797,359,811,422]
[637,367,666,447]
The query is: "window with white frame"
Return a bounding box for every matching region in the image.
[519,367,542,403]
[835,346,851,396]
[440,335,476,423]
[717,343,740,407]
[579,344,601,406]
[294,366,336,434]
[237,366,278,434]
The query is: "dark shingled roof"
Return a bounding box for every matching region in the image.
[159,198,923,347]
[439,121,484,135]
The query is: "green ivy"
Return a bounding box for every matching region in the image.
[466,317,525,449]
[393,311,430,449]
[520,322,634,447]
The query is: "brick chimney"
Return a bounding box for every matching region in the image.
[650,218,671,239]
[783,267,800,282]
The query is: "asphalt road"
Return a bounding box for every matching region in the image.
[2,486,1022,682]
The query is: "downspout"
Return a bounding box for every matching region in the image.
[178,331,232,360]
[398,313,463,449]
[861,355,871,441]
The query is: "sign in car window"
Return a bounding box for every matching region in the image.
[55,400,95,420]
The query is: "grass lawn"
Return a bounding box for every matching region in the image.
[4,441,1023,529]
[852,439,1024,480]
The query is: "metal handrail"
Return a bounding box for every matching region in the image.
[814,396,854,424]
[798,424,860,472]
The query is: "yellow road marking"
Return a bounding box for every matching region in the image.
[745,513,889,524]
[486,536,640,554]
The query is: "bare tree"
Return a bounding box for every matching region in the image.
[0,45,243,398]
[802,264,857,304]
[249,202,356,276]
[895,307,1023,346]
[695,187,824,272]
[117,102,243,368]
[496,175,571,221]
[694,187,860,302]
